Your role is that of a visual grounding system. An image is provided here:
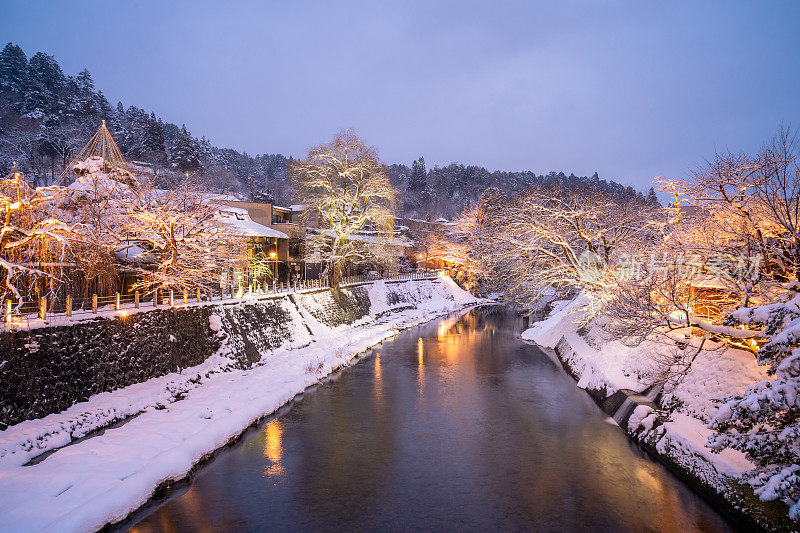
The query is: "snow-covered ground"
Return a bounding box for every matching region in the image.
[0,277,481,532]
[520,297,769,493]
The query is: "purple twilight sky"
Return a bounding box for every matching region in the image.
[1,0,799,192]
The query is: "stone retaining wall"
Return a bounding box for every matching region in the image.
[0,285,373,429]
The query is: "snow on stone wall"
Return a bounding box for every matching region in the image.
[293,286,372,328]
[0,279,469,429]
[0,306,220,428]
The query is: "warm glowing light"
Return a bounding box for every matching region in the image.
[269,251,277,259]
[418,253,424,260]
[263,419,283,476]
[119,310,128,317]
[373,352,383,401]
[417,337,425,394]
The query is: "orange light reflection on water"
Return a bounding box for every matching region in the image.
[263,419,283,477]
[417,337,425,395]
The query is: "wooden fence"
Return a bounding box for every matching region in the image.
[3,270,441,325]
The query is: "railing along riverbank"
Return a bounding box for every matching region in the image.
[2,270,445,330]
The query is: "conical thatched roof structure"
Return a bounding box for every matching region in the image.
[59,121,132,184]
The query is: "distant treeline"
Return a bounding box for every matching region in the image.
[0,42,657,217]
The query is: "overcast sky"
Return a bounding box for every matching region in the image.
[2,1,799,191]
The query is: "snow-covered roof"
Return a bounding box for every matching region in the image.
[289,204,306,212]
[115,244,155,264]
[315,228,413,248]
[205,193,242,203]
[273,205,291,212]
[217,207,288,238]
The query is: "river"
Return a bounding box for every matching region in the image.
[122,306,737,532]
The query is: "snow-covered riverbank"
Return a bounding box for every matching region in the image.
[0,277,481,532]
[521,298,792,531]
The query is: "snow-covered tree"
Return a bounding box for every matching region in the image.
[687,126,800,281]
[0,165,78,305]
[708,288,800,519]
[118,175,245,291]
[141,113,167,162]
[0,42,28,111]
[169,125,201,172]
[488,184,656,313]
[291,130,397,288]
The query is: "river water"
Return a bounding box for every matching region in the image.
[124,306,737,532]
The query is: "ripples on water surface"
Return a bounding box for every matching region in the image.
[125,306,737,532]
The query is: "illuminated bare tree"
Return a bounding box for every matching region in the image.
[688,125,800,281]
[118,174,246,291]
[291,130,396,288]
[487,185,657,315]
[0,165,78,305]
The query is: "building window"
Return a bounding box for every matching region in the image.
[288,238,302,258]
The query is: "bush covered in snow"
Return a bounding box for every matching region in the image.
[710,291,800,518]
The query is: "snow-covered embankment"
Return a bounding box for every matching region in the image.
[0,277,481,532]
[520,298,791,531]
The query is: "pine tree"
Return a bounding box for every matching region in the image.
[23,78,50,118]
[645,187,660,207]
[97,91,113,122]
[710,293,800,518]
[62,76,81,117]
[142,112,166,158]
[0,43,28,110]
[408,156,426,192]
[28,52,65,94]
[24,52,66,117]
[74,69,98,116]
[169,125,201,172]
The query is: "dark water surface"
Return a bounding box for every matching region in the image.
[125,306,736,532]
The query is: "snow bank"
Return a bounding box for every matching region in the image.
[0,278,482,532]
[533,295,767,505]
[519,297,584,348]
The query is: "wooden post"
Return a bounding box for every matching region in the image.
[155,289,160,307]
[135,291,140,309]
[66,295,72,317]
[5,299,12,323]
[197,288,201,302]
[39,297,47,320]
[183,289,188,305]
[169,289,174,307]
[92,294,98,314]
[115,292,120,311]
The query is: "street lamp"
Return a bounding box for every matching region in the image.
[418,252,428,273]
[269,249,277,287]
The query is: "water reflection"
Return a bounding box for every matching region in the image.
[417,337,425,397]
[124,307,737,533]
[263,419,283,477]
